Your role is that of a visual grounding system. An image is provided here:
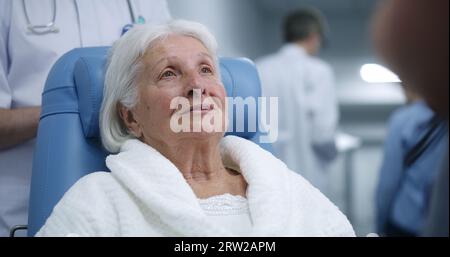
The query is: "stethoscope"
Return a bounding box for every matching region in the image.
[22,0,145,36]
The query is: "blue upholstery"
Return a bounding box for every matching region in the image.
[28,47,271,236]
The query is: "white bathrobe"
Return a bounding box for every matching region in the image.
[36,136,355,237]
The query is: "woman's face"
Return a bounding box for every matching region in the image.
[121,35,227,147]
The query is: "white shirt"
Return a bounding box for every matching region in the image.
[0,0,170,236]
[256,44,338,193]
[198,193,253,236]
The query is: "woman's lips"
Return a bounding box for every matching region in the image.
[178,103,214,115]
[190,103,213,112]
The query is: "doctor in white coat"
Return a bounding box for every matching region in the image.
[256,8,338,193]
[0,0,170,236]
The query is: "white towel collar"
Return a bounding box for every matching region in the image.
[106,136,293,236]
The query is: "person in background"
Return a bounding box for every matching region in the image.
[373,0,448,236]
[256,8,338,193]
[376,86,447,236]
[0,0,170,236]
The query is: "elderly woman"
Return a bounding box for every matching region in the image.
[36,20,354,237]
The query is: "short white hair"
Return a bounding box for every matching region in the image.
[100,20,219,153]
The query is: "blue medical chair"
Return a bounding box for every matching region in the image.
[27,47,271,236]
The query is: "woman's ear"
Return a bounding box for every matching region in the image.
[118,104,143,138]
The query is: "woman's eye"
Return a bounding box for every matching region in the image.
[160,70,176,79]
[201,66,212,74]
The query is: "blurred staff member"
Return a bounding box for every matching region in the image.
[0,0,170,236]
[373,0,449,236]
[376,87,447,237]
[256,8,338,193]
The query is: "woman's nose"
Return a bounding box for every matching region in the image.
[186,87,205,98]
[185,73,207,98]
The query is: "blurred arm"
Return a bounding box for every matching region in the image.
[0,0,41,150]
[375,113,406,235]
[0,107,41,150]
[308,64,339,162]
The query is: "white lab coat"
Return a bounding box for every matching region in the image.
[256,44,338,193]
[0,0,170,236]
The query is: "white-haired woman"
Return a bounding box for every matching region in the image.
[36,20,355,237]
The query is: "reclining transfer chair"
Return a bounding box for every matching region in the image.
[27,47,272,236]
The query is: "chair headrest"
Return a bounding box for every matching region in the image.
[74,56,107,138]
[71,47,260,140]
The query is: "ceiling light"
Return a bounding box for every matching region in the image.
[360,64,401,83]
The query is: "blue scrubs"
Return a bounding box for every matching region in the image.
[376,101,448,236]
